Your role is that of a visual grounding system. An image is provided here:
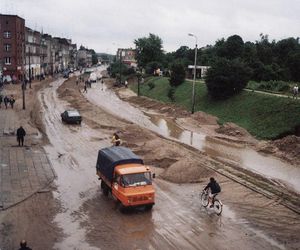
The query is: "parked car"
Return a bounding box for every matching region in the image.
[61,110,82,124]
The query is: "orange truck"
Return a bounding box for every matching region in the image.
[96,146,155,210]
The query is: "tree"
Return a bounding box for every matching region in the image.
[169,63,186,87]
[134,33,164,68]
[225,35,244,59]
[205,58,251,99]
[286,52,300,81]
[88,49,98,65]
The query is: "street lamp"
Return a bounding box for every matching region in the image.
[188,33,198,114]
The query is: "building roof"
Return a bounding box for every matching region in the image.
[0,14,25,21]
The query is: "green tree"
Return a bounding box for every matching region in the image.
[89,49,98,65]
[206,58,251,99]
[286,52,300,81]
[134,33,164,68]
[169,63,186,87]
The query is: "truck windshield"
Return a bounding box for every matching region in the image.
[121,172,152,187]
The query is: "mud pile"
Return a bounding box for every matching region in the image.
[259,135,300,166]
[191,111,218,125]
[215,122,251,137]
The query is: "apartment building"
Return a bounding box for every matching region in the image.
[117,48,137,68]
[0,14,25,82]
[77,47,92,67]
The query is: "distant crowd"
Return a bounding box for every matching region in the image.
[0,94,16,109]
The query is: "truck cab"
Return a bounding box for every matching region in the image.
[96,146,155,210]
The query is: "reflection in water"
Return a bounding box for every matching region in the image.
[148,115,206,150]
[147,114,300,193]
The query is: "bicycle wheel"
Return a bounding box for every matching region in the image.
[214,199,223,215]
[200,191,209,207]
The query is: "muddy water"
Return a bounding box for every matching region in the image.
[86,78,300,194]
[37,78,289,249]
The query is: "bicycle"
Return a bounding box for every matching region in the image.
[200,190,223,215]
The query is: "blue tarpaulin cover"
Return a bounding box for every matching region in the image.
[96,146,143,181]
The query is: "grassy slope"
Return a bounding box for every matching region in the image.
[131,77,300,139]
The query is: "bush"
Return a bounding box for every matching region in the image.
[169,63,185,87]
[148,81,155,90]
[248,80,292,93]
[205,58,251,99]
[168,87,176,101]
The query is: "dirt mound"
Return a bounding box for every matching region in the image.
[127,95,190,117]
[191,111,218,125]
[257,135,300,166]
[216,122,251,137]
[161,159,214,183]
[273,135,300,152]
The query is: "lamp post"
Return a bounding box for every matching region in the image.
[22,37,26,110]
[188,33,198,114]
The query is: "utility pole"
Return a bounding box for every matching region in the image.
[188,33,198,114]
[119,49,122,85]
[28,46,31,88]
[137,73,140,96]
[22,38,26,110]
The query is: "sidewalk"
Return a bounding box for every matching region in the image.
[0,109,56,210]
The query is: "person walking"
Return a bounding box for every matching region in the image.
[101,79,104,91]
[4,96,9,109]
[83,84,88,93]
[0,95,3,108]
[9,95,15,109]
[16,126,26,147]
[19,240,32,250]
[293,85,299,99]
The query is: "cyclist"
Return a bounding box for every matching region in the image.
[204,177,221,208]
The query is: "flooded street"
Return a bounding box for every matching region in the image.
[85,68,300,194]
[35,77,300,249]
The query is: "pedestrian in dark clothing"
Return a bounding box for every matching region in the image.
[204,177,221,208]
[19,240,32,250]
[10,95,15,109]
[111,133,121,146]
[17,126,26,146]
[0,95,3,108]
[83,84,88,93]
[4,96,9,109]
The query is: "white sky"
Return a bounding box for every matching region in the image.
[1,0,300,54]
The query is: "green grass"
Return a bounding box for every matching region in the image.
[131,77,300,139]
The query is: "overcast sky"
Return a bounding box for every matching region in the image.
[1,0,300,53]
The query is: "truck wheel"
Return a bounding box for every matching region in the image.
[101,181,109,196]
[117,201,127,213]
[145,204,153,211]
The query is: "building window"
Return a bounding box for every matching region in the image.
[4,31,11,38]
[4,44,11,52]
[4,57,11,65]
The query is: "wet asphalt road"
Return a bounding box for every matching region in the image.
[38,78,289,250]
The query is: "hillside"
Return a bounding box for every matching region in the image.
[131,77,300,139]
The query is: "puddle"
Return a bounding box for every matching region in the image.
[147,114,206,150]
[86,73,300,194]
